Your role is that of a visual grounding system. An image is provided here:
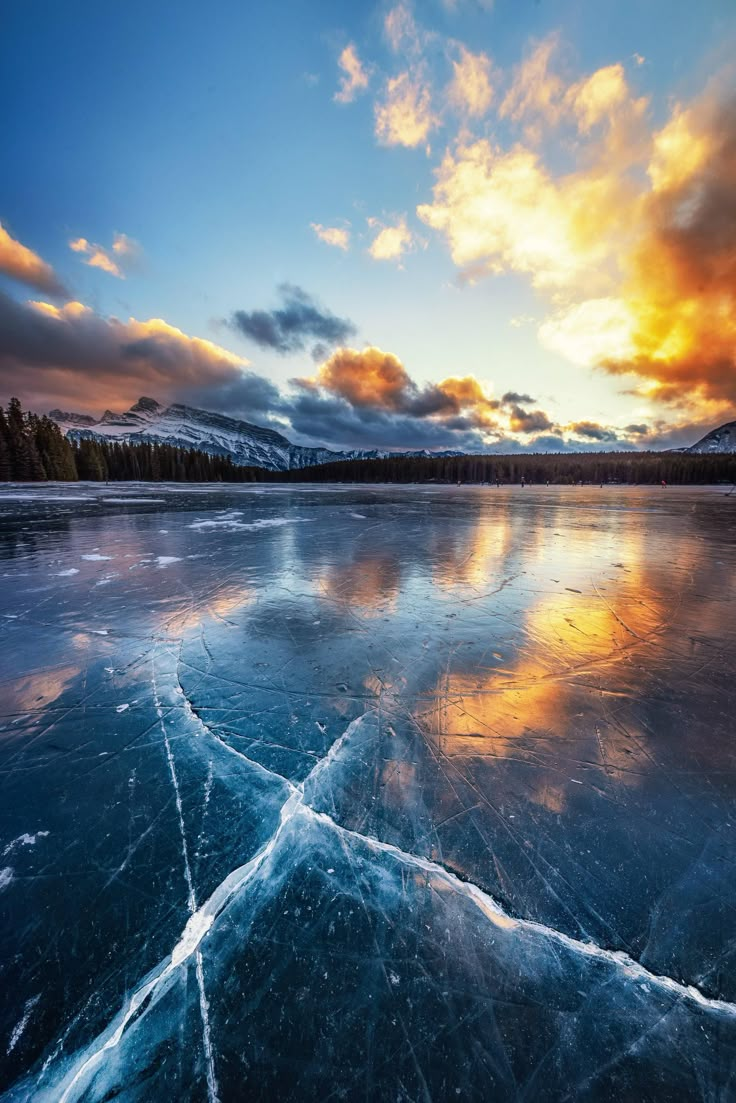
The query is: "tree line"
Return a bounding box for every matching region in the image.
[258,451,736,485]
[1,396,734,485]
[0,397,258,482]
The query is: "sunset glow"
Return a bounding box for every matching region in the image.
[1,1,734,451]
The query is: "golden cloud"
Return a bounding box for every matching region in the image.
[418,139,634,292]
[0,223,65,296]
[334,43,369,104]
[447,45,493,117]
[367,215,414,261]
[311,222,351,250]
[375,70,438,149]
[68,232,142,279]
[500,34,564,132]
[0,294,254,414]
[414,30,736,416]
[569,89,736,408]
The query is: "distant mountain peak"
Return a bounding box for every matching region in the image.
[686,419,736,454]
[130,396,163,414]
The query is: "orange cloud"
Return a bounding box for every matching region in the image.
[309,347,504,431]
[314,346,412,409]
[573,89,736,408]
[416,34,736,418]
[0,223,66,296]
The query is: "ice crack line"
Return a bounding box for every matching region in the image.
[311,810,736,1020]
[41,705,736,1103]
[152,655,219,1103]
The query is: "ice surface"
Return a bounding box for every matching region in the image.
[1,483,735,1100]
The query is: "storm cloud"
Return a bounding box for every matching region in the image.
[229,284,357,357]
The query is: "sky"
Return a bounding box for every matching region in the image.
[1,0,735,454]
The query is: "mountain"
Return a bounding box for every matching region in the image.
[49,397,464,471]
[685,420,736,454]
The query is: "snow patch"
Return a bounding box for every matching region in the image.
[188,517,305,533]
[3,831,49,856]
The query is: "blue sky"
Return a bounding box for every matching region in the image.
[1,0,735,451]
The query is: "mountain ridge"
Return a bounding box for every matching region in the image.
[49,397,464,471]
[49,398,736,467]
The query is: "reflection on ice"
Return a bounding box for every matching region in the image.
[1,484,735,1099]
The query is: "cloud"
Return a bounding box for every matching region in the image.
[0,223,66,296]
[599,89,736,408]
[229,284,357,356]
[2,287,701,453]
[334,44,369,104]
[311,346,413,409]
[311,223,351,250]
[501,391,535,404]
[507,404,555,433]
[500,34,564,131]
[367,215,414,261]
[305,346,501,432]
[384,3,423,55]
[566,420,620,442]
[412,36,736,420]
[375,70,438,149]
[498,35,646,142]
[538,298,636,365]
[0,291,270,416]
[447,45,494,117]
[69,232,142,279]
[521,82,736,412]
[418,138,634,292]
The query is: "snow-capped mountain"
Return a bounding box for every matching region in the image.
[685,420,736,454]
[49,397,463,471]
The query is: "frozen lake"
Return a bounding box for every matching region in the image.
[1,483,735,1101]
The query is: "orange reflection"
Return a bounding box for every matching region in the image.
[316,554,400,616]
[431,513,514,590]
[417,518,667,814]
[6,664,81,713]
[163,584,254,634]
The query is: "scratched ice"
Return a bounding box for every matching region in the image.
[1,483,735,1100]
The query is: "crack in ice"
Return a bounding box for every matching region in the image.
[36,693,736,1102]
[151,655,219,1103]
